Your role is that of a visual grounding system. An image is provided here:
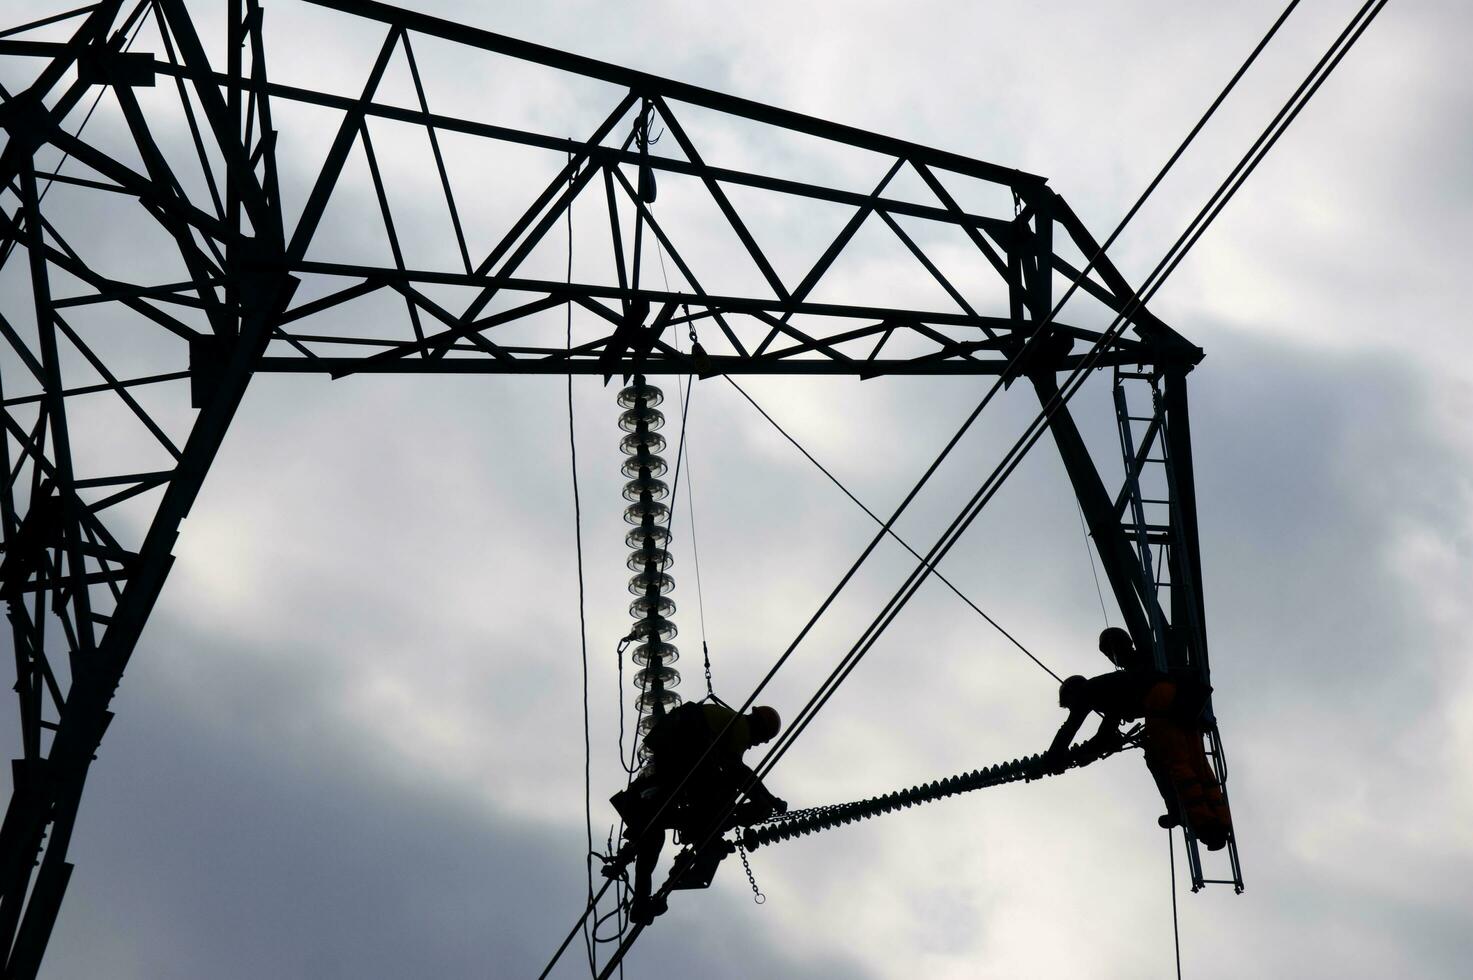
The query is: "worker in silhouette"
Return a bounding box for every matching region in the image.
[1043,627,1233,850]
[611,702,786,925]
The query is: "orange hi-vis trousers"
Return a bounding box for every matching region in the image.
[1142,711,1233,851]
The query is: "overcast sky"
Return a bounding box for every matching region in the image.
[4,1,1472,977]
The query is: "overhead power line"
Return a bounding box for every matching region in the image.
[542,0,1392,972]
[574,1,1388,974]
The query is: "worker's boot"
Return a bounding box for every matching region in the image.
[628,892,667,926]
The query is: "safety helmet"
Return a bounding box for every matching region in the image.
[1097,627,1136,668]
[1059,675,1089,710]
[748,706,781,745]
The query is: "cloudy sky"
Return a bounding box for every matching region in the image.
[4,0,1472,977]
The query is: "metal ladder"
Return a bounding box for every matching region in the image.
[1113,369,1245,893]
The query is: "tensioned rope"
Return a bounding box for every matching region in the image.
[743,0,1387,843]
[590,2,1390,971]
[655,238,715,700]
[1078,497,1110,627]
[723,376,1063,683]
[629,11,1396,974]
[541,1,1327,973]
[629,0,1318,855]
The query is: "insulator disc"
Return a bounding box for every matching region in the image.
[622,476,669,502]
[637,688,681,711]
[634,664,680,690]
[619,405,665,433]
[623,500,669,525]
[620,430,667,455]
[628,569,675,596]
[621,455,668,480]
[617,382,664,410]
[631,616,677,643]
[633,640,679,666]
[638,714,659,735]
[630,594,675,619]
[627,544,672,572]
[625,525,670,550]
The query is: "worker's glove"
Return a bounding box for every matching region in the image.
[772,797,789,816]
[1084,729,1126,760]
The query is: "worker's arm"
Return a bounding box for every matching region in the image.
[731,760,786,817]
[1081,714,1125,760]
[1043,705,1090,771]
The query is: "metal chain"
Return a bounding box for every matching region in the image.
[736,842,765,904]
[702,641,714,699]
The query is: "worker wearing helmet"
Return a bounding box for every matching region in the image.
[611,702,787,925]
[1042,627,1233,850]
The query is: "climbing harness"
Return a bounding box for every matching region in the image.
[742,731,1138,850]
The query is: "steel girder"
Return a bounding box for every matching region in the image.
[0,1,1224,974]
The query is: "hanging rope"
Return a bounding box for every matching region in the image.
[562,150,599,976]
[542,0,1349,968]
[732,0,1383,823]
[1169,828,1183,980]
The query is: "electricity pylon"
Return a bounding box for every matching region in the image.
[0,2,1235,974]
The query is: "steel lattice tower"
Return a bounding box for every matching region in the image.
[0,2,1238,974]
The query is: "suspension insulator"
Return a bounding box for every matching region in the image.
[629,594,675,619]
[619,430,667,455]
[617,381,664,410]
[633,664,681,690]
[619,404,666,433]
[636,687,681,711]
[625,525,670,550]
[633,640,679,666]
[623,499,669,525]
[623,475,670,502]
[627,569,675,596]
[617,376,683,730]
[626,541,673,571]
[621,456,668,480]
[630,617,678,643]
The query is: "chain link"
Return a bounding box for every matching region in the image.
[736,842,765,904]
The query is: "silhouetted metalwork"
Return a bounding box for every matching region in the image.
[0,1,1235,974]
[618,377,681,746]
[743,730,1135,850]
